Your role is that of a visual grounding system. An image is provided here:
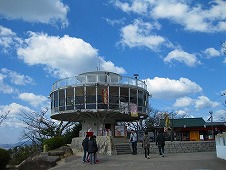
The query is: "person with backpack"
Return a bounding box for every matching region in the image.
[156,129,165,157]
[82,135,89,162]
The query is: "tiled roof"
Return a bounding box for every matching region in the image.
[159,117,206,128]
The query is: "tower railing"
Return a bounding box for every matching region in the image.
[52,74,147,91]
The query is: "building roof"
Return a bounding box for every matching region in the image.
[158,118,226,128]
[159,117,206,128]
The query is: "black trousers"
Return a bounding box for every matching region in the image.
[132,141,137,154]
[158,145,165,155]
[144,148,150,158]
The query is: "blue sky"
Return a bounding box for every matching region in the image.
[0,0,226,144]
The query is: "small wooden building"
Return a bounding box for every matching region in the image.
[157,118,226,141]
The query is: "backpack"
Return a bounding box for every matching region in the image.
[82,138,88,148]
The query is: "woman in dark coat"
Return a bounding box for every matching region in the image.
[156,129,165,157]
[88,135,98,164]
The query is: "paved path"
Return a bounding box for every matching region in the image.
[49,152,226,170]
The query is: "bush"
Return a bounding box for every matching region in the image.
[43,136,65,151]
[0,148,10,169]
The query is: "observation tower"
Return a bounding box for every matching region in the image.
[50,71,150,137]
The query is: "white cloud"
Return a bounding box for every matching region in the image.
[104,17,126,26]
[114,0,226,32]
[114,0,149,15]
[195,96,219,110]
[17,32,126,78]
[213,109,226,122]
[203,48,221,59]
[173,97,193,107]
[18,93,48,107]
[0,102,34,118]
[0,0,69,27]
[223,58,226,64]
[120,19,166,50]
[175,109,193,118]
[164,49,201,67]
[0,25,22,53]
[1,68,34,85]
[0,74,15,94]
[145,77,202,100]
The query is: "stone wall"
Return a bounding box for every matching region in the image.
[142,141,216,154]
[71,136,216,155]
[71,136,116,155]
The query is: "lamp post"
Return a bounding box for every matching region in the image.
[133,74,139,86]
[209,111,214,140]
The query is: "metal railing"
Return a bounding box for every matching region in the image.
[52,74,147,91]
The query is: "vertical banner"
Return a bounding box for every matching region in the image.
[102,88,108,104]
[130,103,138,117]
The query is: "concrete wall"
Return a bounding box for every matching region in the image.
[215,133,226,160]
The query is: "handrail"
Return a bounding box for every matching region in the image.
[52,74,147,91]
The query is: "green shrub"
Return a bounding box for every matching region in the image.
[0,148,10,169]
[43,136,65,151]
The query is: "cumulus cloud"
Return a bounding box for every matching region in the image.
[203,48,221,59]
[0,0,69,27]
[18,93,48,107]
[164,49,201,67]
[145,77,202,100]
[175,109,193,118]
[173,97,193,107]
[16,32,126,78]
[195,96,219,110]
[113,0,226,32]
[120,19,166,50]
[0,102,33,118]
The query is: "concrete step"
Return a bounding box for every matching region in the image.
[115,143,132,155]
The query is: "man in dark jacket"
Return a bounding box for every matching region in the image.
[88,135,98,164]
[82,135,89,162]
[156,129,165,157]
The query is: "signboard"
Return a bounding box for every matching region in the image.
[102,88,108,104]
[130,103,138,117]
[115,125,125,137]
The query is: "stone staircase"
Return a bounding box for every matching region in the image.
[113,137,132,155]
[114,143,132,155]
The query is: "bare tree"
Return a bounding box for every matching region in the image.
[19,107,75,144]
[0,110,10,127]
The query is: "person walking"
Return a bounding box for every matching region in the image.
[129,130,137,155]
[88,135,98,164]
[82,135,89,162]
[143,131,150,159]
[156,129,165,157]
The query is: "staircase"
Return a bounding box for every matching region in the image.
[115,143,132,155]
[113,137,132,155]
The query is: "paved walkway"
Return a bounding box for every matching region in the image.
[49,152,226,170]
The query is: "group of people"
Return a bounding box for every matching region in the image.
[82,135,98,164]
[130,129,165,158]
[82,129,165,164]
